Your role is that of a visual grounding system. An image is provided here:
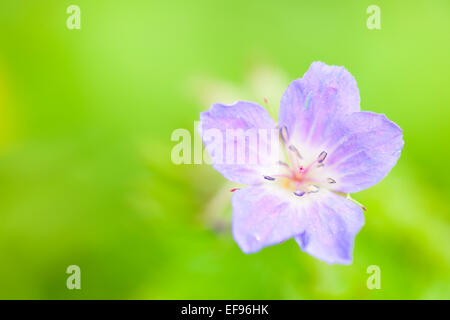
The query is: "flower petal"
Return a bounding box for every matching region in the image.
[231,184,364,264]
[278,61,360,147]
[199,101,280,185]
[295,191,365,265]
[231,184,307,253]
[323,111,404,193]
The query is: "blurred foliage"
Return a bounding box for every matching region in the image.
[0,0,448,299]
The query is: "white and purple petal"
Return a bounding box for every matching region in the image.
[231,184,307,254]
[322,111,404,193]
[231,185,364,265]
[278,61,360,147]
[295,190,365,265]
[199,101,281,185]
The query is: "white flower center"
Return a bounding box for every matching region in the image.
[263,126,337,197]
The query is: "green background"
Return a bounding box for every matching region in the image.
[0,0,449,299]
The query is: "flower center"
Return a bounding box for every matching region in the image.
[262,127,336,198]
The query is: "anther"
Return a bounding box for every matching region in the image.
[280,126,289,143]
[263,175,276,181]
[288,145,303,159]
[294,190,306,197]
[317,151,327,163]
[308,185,320,193]
[277,160,289,168]
[327,178,336,184]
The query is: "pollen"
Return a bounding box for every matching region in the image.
[282,178,292,189]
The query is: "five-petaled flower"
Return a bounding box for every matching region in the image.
[199,62,404,265]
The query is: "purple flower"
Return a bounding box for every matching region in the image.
[199,62,404,265]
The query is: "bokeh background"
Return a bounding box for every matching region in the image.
[0,0,449,299]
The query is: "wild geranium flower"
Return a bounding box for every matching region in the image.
[199,62,404,265]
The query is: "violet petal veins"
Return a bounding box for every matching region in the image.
[198,61,404,265]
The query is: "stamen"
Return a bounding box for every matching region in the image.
[327,178,336,184]
[280,126,289,143]
[308,185,320,193]
[294,190,306,197]
[263,175,276,181]
[317,151,327,163]
[317,163,324,168]
[346,194,367,211]
[288,145,303,159]
[230,188,240,192]
[277,160,289,168]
